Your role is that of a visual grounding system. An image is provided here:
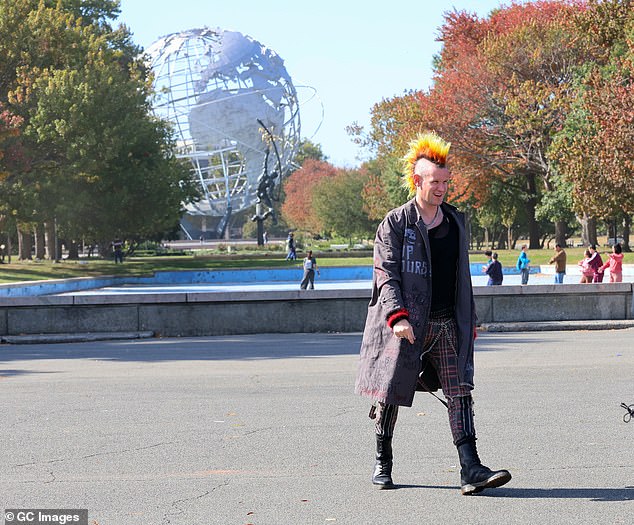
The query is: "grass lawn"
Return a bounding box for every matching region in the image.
[0,247,627,284]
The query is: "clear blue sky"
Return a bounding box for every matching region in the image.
[118,0,513,167]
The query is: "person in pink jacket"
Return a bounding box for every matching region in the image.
[578,249,594,283]
[599,243,624,282]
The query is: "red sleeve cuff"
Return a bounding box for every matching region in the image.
[386,308,409,328]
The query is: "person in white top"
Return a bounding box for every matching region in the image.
[300,250,319,289]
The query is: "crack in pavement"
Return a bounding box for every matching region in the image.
[12,441,175,468]
[162,486,221,524]
[242,426,273,436]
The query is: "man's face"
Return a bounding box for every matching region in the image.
[413,159,452,207]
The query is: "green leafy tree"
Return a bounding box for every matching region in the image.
[312,169,377,243]
[361,156,409,221]
[0,0,198,257]
[293,139,328,166]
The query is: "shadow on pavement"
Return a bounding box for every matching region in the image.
[0,333,363,363]
[490,486,634,501]
[392,484,634,501]
[474,334,566,352]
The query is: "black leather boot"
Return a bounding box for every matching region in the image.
[457,439,511,495]
[372,434,395,489]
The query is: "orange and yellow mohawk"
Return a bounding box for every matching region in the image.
[402,132,451,195]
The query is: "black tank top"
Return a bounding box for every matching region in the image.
[428,212,458,312]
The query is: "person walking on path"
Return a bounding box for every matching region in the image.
[484,252,503,286]
[285,232,296,260]
[588,244,604,283]
[481,250,493,273]
[300,250,319,289]
[516,245,530,284]
[599,243,624,282]
[549,244,567,284]
[355,132,511,495]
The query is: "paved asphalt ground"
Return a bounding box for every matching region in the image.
[1,330,632,525]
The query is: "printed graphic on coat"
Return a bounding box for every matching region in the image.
[402,227,429,277]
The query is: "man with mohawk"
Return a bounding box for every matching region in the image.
[355,132,511,495]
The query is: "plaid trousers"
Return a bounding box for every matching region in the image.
[374,312,475,445]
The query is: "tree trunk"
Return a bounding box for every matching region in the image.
[67,240,80,259]
[34,223,46,259]
[623,215,631,252]
[578,214,597,247]
[17,224,33,260]
[98,240,111,258]
[45,221,58,261]
[554,220,567,248]
[525,172,540,249]
[496,229,506,250]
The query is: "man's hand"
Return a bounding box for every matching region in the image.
[393,319,415,344]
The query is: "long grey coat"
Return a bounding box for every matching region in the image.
[354,199,476,407]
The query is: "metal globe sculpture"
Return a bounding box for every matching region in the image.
[145,27,301,235]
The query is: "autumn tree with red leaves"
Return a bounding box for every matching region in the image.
[363,1,597,248]
[280,159,338,235]
[550,0,634,249]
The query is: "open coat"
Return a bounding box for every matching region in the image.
[354,199,476,407]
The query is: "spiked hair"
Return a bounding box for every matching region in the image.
[402,132,451,195]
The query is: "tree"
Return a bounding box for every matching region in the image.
[361,156,409,221]
[280,159,337,234]
[0,103,25,261]
[362,2,593,249]
[550,0,634,248]
[0,103,23,179]
[0,0,198,257]
[312,169,377,243]
[26,44,196,248]
[293,139,328,166]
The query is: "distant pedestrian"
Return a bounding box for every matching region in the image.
[263,231,268,245]
[578,249,594,283]
[599,243,624,283]
[112,239,124,264]
[516,245,530,285]
[587,245,604,283]
[300,250,319,289]
[285,232,296,260]
[549,244,567,284]
[481,250,493,273]
[484,252,503,286]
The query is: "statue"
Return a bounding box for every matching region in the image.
[252,147,278,224]
[251,119,286,245]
